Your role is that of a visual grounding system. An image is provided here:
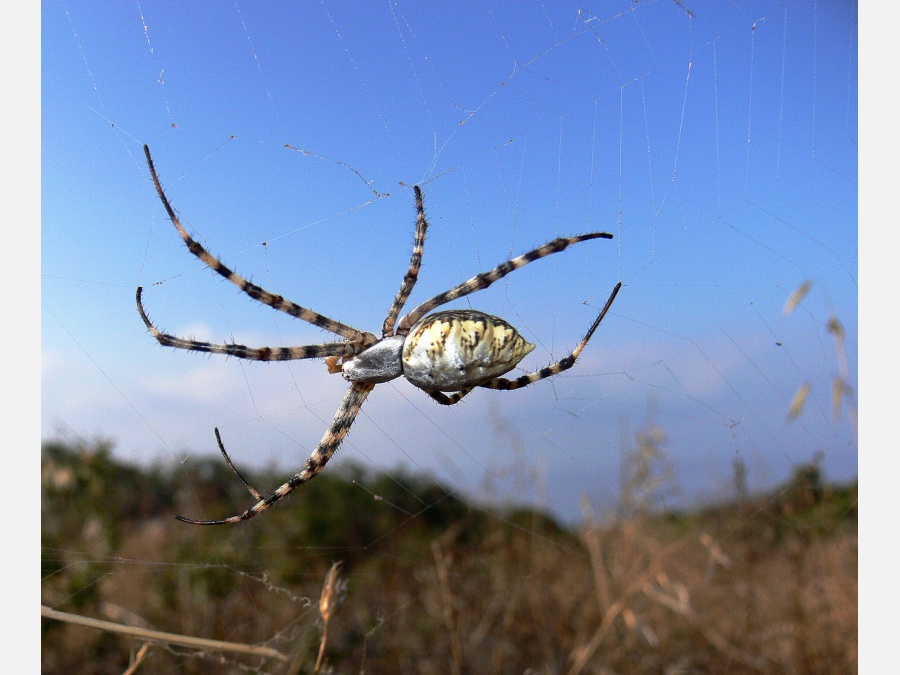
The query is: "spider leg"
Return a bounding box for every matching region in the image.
[396,231,614,334]
[137,287,356,361]
[175,381,376,525]
[478,282,622,391]
[143,145,368,342]
[214,428,263,501]
[427,389,473,406]
[382,185,428,338]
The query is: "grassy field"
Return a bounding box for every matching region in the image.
[41,436,856,674]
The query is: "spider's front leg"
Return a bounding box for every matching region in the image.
[175,381,376,525]
[142,145,368,342]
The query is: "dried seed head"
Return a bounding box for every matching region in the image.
[319,561,344,624]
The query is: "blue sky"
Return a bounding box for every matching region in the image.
[41,1,857,523]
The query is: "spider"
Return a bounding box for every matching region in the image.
[137,145,622,525]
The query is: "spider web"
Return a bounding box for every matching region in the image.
[39,1,861,670]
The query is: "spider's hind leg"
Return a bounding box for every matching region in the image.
[479,282,622,392]
[427,389,473,406]
[396,231,614,335]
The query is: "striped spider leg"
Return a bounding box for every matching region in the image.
[138,145,619,525]
[420,280,622,406]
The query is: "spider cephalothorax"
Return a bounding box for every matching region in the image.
[137,144,621,524]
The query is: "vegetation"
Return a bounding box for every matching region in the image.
[42,436,856,674]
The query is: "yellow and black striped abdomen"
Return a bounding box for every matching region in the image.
[401,310,535,392]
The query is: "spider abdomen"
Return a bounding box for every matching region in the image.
[401,310,535,392]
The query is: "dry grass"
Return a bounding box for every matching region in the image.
[41,437,856,674]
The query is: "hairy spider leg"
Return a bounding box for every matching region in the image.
[143,145,370,345]
[140,149,620,526]
[480,281,622,390]
[212,428,262,501]
[425,282,622,406]
[382,185,429,338]
[427,389,473,405]
[175,382,376,525]
[136,287,358,361]
[395,232,614,335]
